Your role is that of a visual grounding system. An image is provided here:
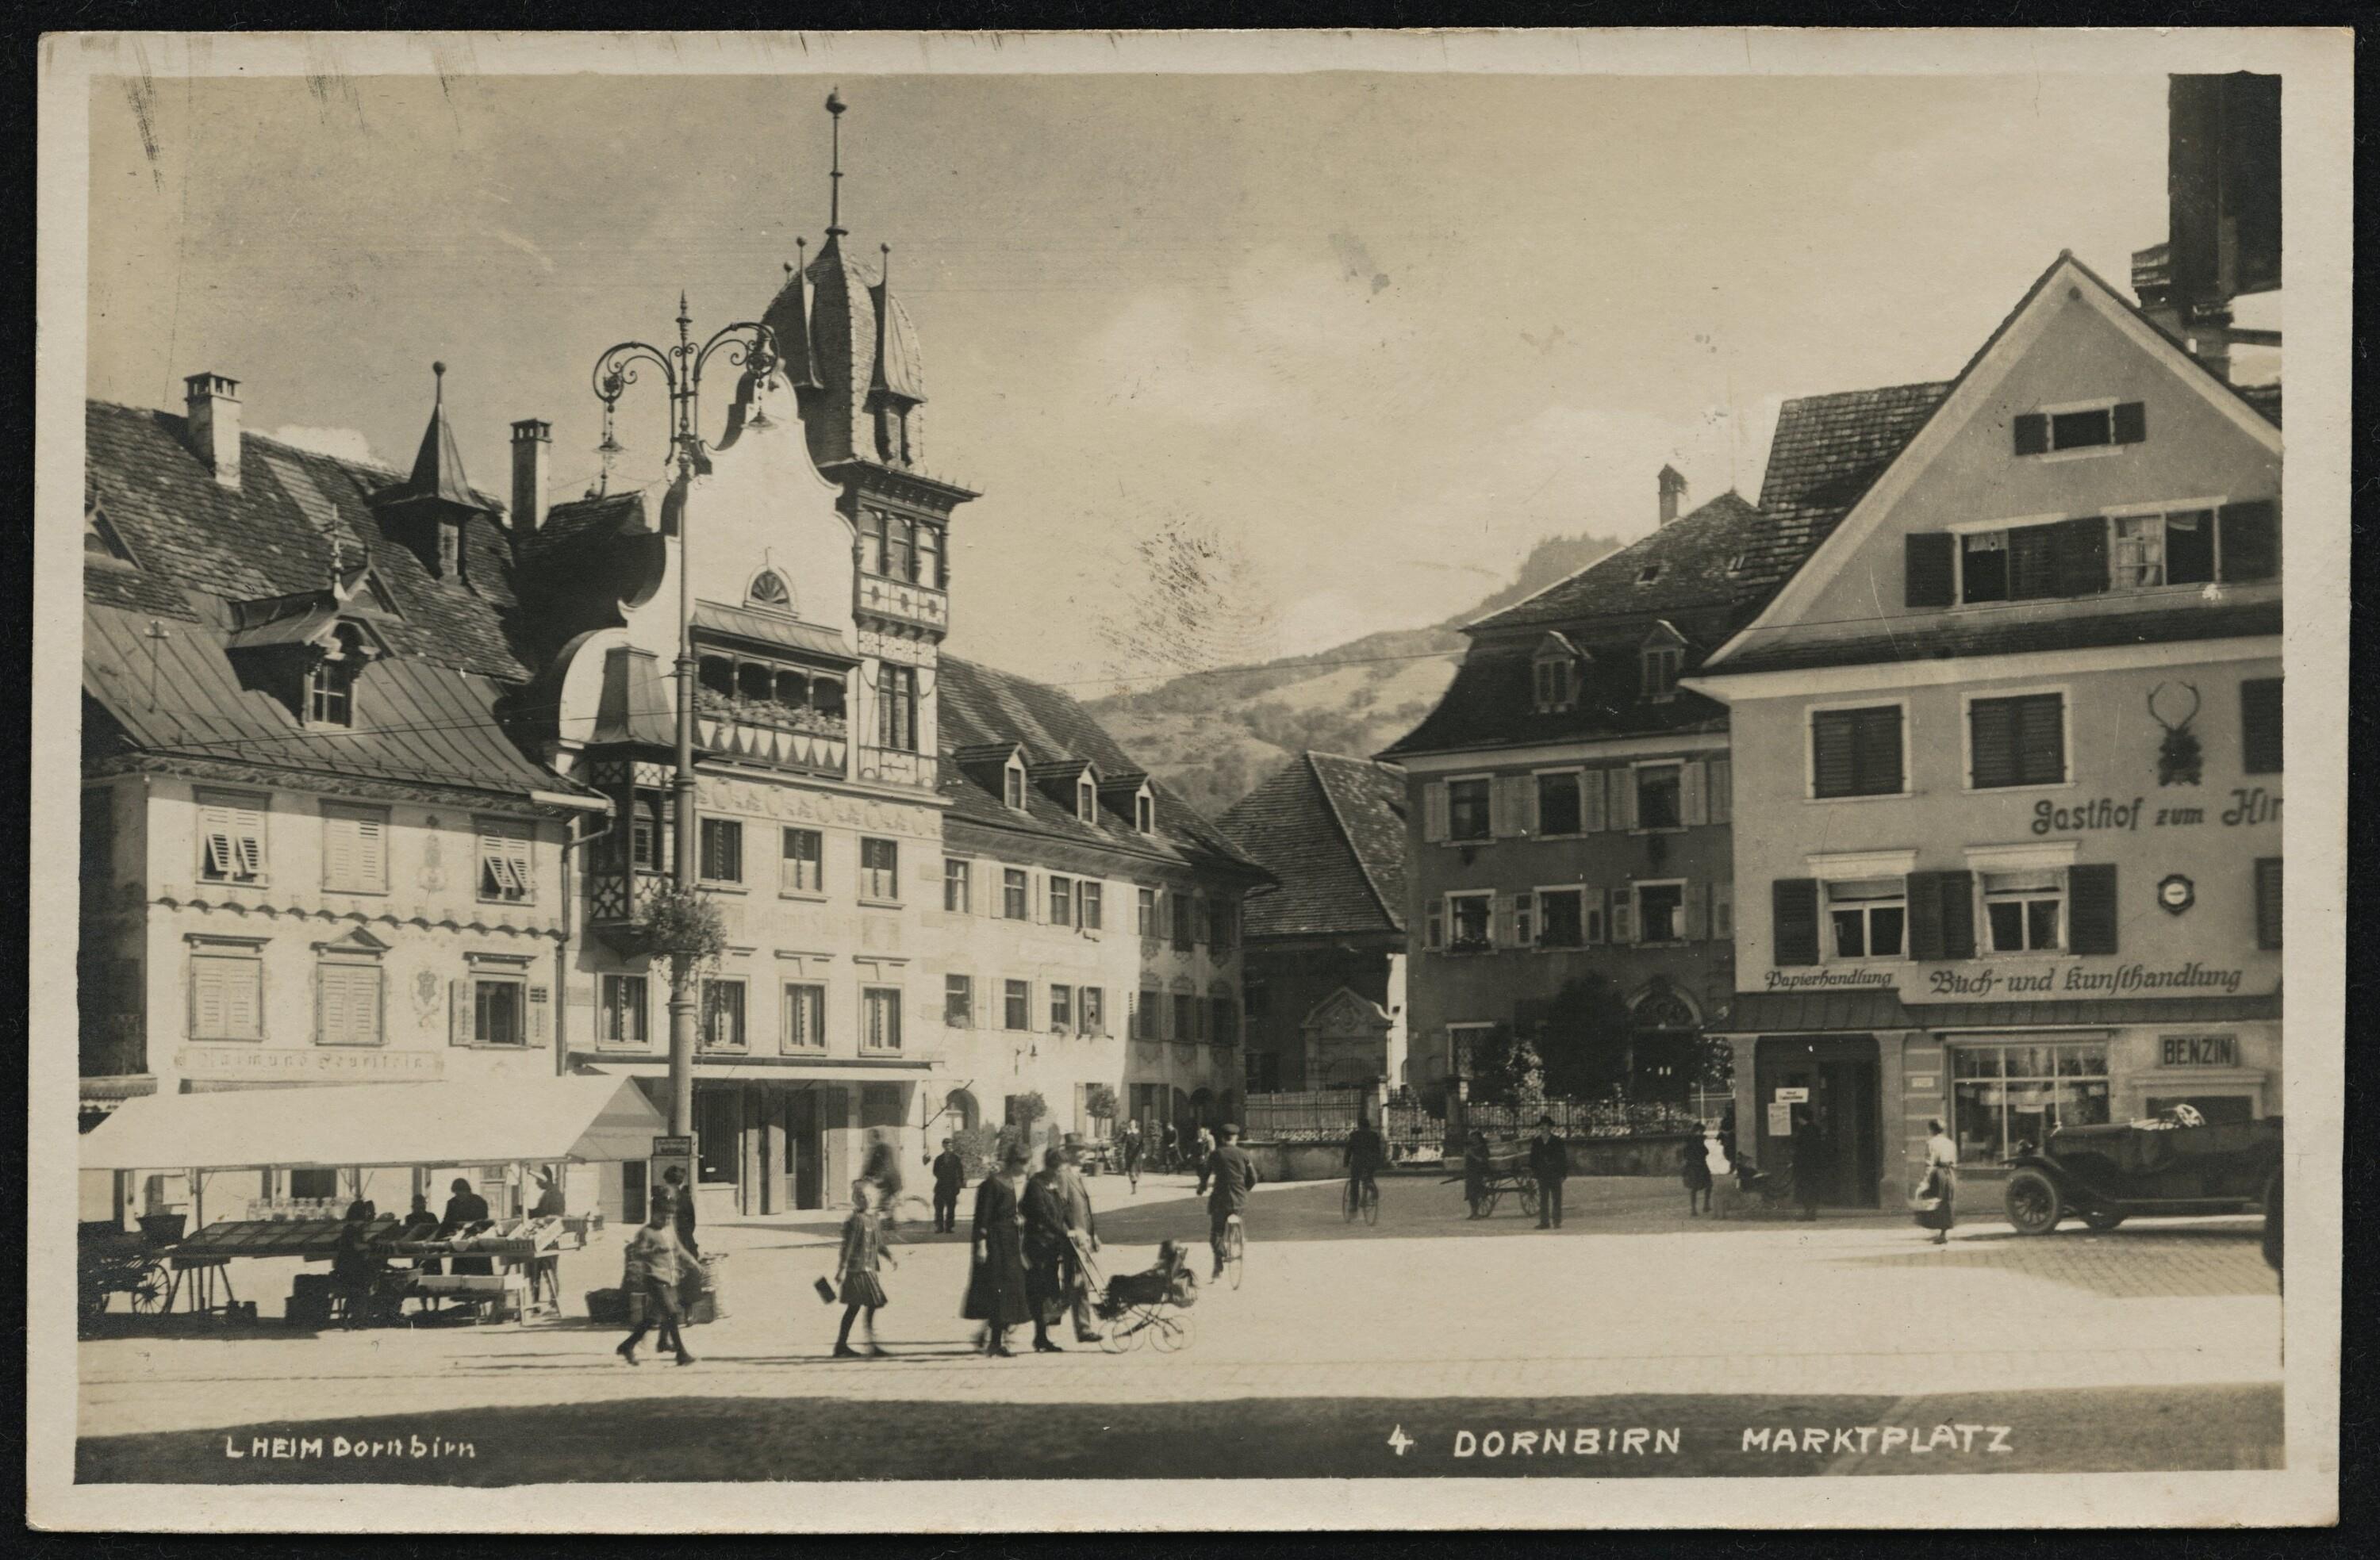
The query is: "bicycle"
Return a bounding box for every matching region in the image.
[1219,1213,1245,1290]
[1344,1176,1380,1227]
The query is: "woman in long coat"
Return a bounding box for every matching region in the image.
[1461,1130,1493,1219]
[962,1140,1033,1356]
[1915,1117,1959,1244]
[1020,1153,1075,1353]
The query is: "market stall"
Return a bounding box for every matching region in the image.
[79,1075,666,1325]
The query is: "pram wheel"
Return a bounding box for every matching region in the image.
[1150,1312,1196,1353]
[1100,1312,1137,1353]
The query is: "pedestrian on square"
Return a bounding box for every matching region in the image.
[833,1190,898,1357]
[1054,1136,1103,1343]
[1791,1109,1825,1221]
[1462,1129,1493,1218]
[931,1137,966,1233]
[658,1165,701,1259]
[615,1206,695,1367]
[1119,1120,1143,1192]
[529,1168,567,1313]
[962,1140,1033,1356]
[1204,1124,1261,1279]
[1682,1129,1714,1215]
[1021,1149,1075,1353]
[1194,1125,1218,1195]
[861,1136,904,1209]
[1527,1116,1569,1229]
[1915,1117,1959,1245]
[1706,1133,1745,1220]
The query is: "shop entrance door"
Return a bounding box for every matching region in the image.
[790,1090,822,1211]
[1755,1035,1880,1209]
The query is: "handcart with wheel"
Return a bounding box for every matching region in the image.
[1445,1154,1541,1219]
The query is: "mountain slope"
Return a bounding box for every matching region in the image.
[1086,531,1624,817]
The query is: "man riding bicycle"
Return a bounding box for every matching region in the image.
[1344,1117,1386,1216]
[1203,1123,1260,1279]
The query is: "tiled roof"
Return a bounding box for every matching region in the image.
[1378,640,1728,759]
[935,656,1269,880]
[519,490,651,562]
[83,601,573,802]
[1219,753,1407,939]
[1740,381,1952,595]
[85,401,534,680]
[1706,599,2279,677]
[1468,490,1768,631]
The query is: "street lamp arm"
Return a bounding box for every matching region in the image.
[694,321,780,386]
[590,341,681,454]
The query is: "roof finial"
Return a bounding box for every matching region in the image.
[432,361,446,406]
[826,88,848,237]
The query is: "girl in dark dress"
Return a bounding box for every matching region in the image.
[1021,1152,1075,1354]
[962,1141,1032,1356]
[1682,1130,1714,1215]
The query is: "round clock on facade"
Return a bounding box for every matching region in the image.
[2158,873,2195,914]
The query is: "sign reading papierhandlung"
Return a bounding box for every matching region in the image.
[172,1046,444,1083]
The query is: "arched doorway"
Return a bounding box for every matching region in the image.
[943,1088,981,1133]
[1629,989,1701,1107]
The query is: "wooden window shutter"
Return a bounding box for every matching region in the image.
[1423,783,1449,843]
[1513,775,1538,837]
[190,957,228,1038]
[2054,517,2109,597]
[2240,677,2283,774]
[1610,770,1638,832]
[2219,500,2279,581]
[1707,758,1732,825]
[2007,525,2059,600]
[1493,776,1526,837]
[225,960,260,1038]
[1905,532,1957,608]
[1681,762,1709,826]
[450,978,474,1045]
[1968,699,2017,788]
[1580,883,1603,944]
[2013,412,2049,455]
[2255,858,2282,950]
[1714,878,1734,941]
[2068,864,2119,956]
[2112,401,2147,444]
[2018,696,2066,785]
[355,812,386,887]
[1582,771,1610,833]
[1424,902,1442,951]
[1492,893,1514,949]
[1906,871,1945,960]
[1609,887,1636,945]
[316,965,336,1044]
[1860,707,1905,795]
[1686,879,1710,941]
[1811,710,1858,798]
[1937,869,1977,960]
[1772,878,1819,966]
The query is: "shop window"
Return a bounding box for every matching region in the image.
[1537,772,1583,836]
[1004,980,1031,1032]
[1826,878,1906,960]
[945,975,973,1029]
[700,978,747,1051]
[1637,881,1686,945]
[781,828,823,894]
[196,789,268,884]
[1078,880,1104,932]
[1446,891,1492,952]
[1636,763,1683,830]
[782,982,825,1052]
[1050,985,1073,1031]
[1952,1041,2109,1163]
[321,803,388,895]
[698,818,743,884]
[1967,692,2066,789]
[1983,869,2064,953]
[477,818,535,903]
[942,857,972,912]
[1810,706,1905,799]
[1081,987,1104,1036]
[858,837,899,903]
[189,945,263,1041]
[316,960,382,1048]
[1049,875,1074,928]
[1537,887,1586,949]
[861,987,901,1052]
[1446,777,1493,841]
[1004,868,1031,921]
[599,973,648,1046]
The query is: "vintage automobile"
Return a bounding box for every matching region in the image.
[2001,1106,2282,1236]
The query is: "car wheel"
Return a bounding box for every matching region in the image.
[2004,1169,2063,1236]
[2079,1209,2126,1232]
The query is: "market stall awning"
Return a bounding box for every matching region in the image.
[578,1057,939,1084]
[78,1075,669,1173]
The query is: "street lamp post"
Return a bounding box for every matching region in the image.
[591,297,778,1137]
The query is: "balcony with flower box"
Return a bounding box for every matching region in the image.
[693,687,849,778]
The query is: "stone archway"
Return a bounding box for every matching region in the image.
[1627,986,1702,1107]
[944,1088,981,1133]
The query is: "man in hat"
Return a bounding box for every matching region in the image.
[1204,1124,1261,1279]
[1054,1135,1103,1343]
[1526,1115,1569,1230]
[930,1137,966,1234]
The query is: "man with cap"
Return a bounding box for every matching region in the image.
[1054,1135,1103,1343]
[1526,1115,1570,1230]
[1203,1124,1261,1279]
[930,1137,967,1234]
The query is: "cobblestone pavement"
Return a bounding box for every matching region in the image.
[79,1175,2281,1454]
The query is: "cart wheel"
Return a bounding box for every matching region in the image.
[2003,1169,2063,1236]
[129,1263,172,1315]
[1151,1312,1196,1353]
[2079,1209,2127,1232]
[1519,1186,1541,1218]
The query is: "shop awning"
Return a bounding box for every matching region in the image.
[578,1057,939,1084]
[77,1075,669,1174]
[1708,990,1914,1035]
[1709,990,2282,1036]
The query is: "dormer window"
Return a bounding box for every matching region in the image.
[307,657,356,727]
[1134,790,1155,834]
[1004,761,1027,812]
[84,500,136,566]
[1641,646,1683,702]
[1725,553,1749,577]
[1530,632,1583,714]
[1634,563,1663,588]
[748,571,793,613]
[1078,779,1099,825]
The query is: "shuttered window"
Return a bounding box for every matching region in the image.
[196,790,268,883]
[1772,879,1820,967]
[1968,693,2065,789]
[2111,400,2148,444]
[1905,532,1957,608]
[2217,500,2279,581]
[1446,778,1493,841]
[2255,858,2282,950]
[2052,516,2109,596]
[317,962,383,1047]
[2006,524,2060,600]
[1810,706,1904,798]
[477,818,534,903]
[321,804,388,894]
[1906,870,1979,961]
[1706,758,1733,826]
[2240,678,2282,774]
[190,951,263,1040]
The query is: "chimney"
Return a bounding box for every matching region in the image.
[183,373,242,489]
[1656,464,1688,527]
[510,419,551,534]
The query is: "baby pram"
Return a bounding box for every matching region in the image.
[1084,1238,1200,1353]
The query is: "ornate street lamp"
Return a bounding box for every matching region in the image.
[589,297,779,1137]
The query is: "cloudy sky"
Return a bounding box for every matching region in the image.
[85,69,2170,690]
